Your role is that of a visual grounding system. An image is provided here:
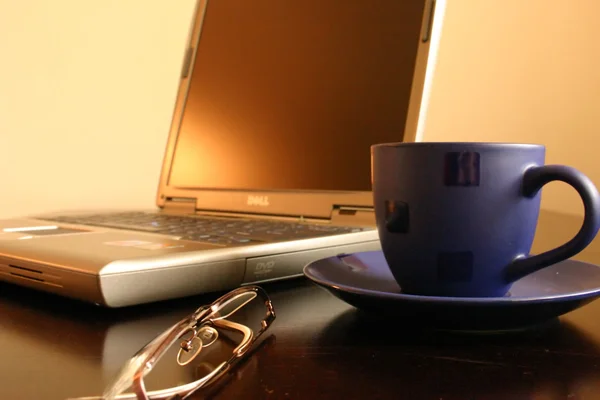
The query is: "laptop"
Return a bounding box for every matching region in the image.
[0,0,445,307]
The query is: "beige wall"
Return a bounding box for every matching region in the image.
[1,1,597,219]
[422,0,600,216]
[0,1,197,219]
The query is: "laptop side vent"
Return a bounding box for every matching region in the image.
[0,263,63,288]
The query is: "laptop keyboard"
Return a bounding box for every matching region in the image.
[42,212,368,246]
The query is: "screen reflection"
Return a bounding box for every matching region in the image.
[169,0,425,191]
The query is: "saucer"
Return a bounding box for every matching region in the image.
[303,251,600,332]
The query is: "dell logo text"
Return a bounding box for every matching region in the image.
[247,195,270,207]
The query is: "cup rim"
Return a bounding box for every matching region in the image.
[371,141,544,149]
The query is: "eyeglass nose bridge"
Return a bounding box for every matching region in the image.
[177,326,219,366]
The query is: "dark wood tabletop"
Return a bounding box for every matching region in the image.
[3,210,600,400]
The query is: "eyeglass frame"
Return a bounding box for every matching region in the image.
[92,285,276,400]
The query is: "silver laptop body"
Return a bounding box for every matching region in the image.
[0,0,445,307]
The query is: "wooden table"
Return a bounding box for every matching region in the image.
[3,210,600,400]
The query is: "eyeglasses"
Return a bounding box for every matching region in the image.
[71,285,275,400]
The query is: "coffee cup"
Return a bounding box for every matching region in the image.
[371,142,600,298]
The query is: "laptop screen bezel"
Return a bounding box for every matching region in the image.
[155,0,445,219]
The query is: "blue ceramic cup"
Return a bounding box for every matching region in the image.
[371,142,600,298]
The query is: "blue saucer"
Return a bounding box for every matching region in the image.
[303,251,600,331]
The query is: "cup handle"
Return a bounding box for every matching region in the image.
[504,165,600,283]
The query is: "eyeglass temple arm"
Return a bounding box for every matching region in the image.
[79,363,229,400]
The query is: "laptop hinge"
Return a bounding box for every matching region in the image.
[331,206,375,226]
[163,197,197,214]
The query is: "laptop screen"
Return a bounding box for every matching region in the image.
[168,0,426,192]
